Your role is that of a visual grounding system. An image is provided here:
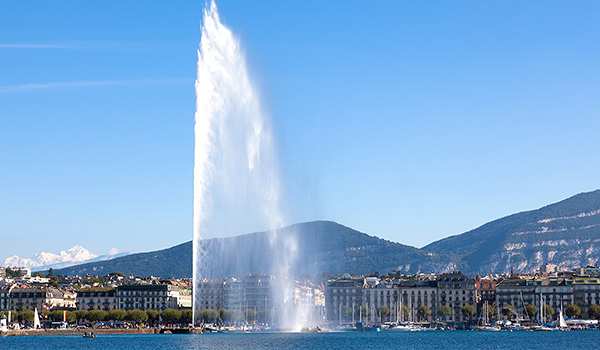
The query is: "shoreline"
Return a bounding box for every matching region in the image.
[1,327,202,336]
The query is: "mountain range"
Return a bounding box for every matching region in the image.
[3,246,129,272]
[424,189,600,274]
[48,189,600,277]
[52,221,459,278]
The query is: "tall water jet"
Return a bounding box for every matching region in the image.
[193,1,306,330]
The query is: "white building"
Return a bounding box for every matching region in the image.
[116,284,180,311]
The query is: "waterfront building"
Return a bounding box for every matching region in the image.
[533,277,573,317]
[75,288,117,311]
[398,280,438,323]
[495,277,536,320]
[244,274,274,315]
[475,275,497,317]
[116,284,180,311]
[325,274,365,322]
[573,276,600,318]
[0,285,15,311]
[437,271,476,323]
[167,280,192,308]
[223,277,244,311]
[197,279,224,310]
[365,278,398,323]
[290,280,326,323]
[8,286,76,311]
[177,287,192,309]
[496,276,573,321]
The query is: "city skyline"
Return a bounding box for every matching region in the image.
[2,1,600,260]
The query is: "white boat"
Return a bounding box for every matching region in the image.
[388,324,419,331]
[505,322,525,331]
[553,306,568,329]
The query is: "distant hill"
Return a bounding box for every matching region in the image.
[54,190,600,278]
[53,221,459,278]
[424,190,600,274]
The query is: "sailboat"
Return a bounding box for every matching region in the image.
[33,308,41,329]
[476,302,500,331]
[553,305,569,330]
[532,294,554,331]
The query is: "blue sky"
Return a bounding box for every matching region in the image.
[1,1,600,261]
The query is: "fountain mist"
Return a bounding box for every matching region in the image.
[192,1,307,330]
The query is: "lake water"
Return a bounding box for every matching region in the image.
[1,331,598,350]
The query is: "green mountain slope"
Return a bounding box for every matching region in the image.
[54,221,459,278]
[54,190,600,277]
[424,190,600,273]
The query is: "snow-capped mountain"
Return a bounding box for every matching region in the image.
[3,246,129,271]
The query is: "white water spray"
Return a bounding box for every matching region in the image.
[192,1,307,330]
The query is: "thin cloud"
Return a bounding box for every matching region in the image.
[0,41,151,51]
[0,43,74,49]
[0,78,190,93]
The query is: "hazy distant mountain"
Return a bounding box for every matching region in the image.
[53,221,460,278]
[424,190,600,274]
[3,246,129,272]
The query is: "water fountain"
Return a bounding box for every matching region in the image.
[192,1,310,330]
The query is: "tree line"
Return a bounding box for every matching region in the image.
[0,308,265,325]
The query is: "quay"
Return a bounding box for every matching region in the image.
[0,327,203,336]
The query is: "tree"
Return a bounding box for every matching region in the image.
[48,268,54,277]
[203,309,219,323]
[245,309,257,322]
[180,309,193,324]
[161,309,182,323]
[146,309,160,321]
[109,272,125,277]
[588,305,600,319]
[378,306,391,321]
[6,268,24,279]
[341,305,352,321]
[219,308,230,322]
[565,304,581,318]
[439,305,452,320]
[461,305,476,323]
[525,304,538,320]
[50,310,69,322]
[19,309,35,323]
[108,309,127,321]
[502,304,517,318]
[65,311,76,323]
[32,272,46,278]
[126,309,148,322]
[87,310,108,322]
[544,305,555,321]
[401,306,410,320]
[417,305,430,322]
[74,310,89,322]
[50,310,76,323]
